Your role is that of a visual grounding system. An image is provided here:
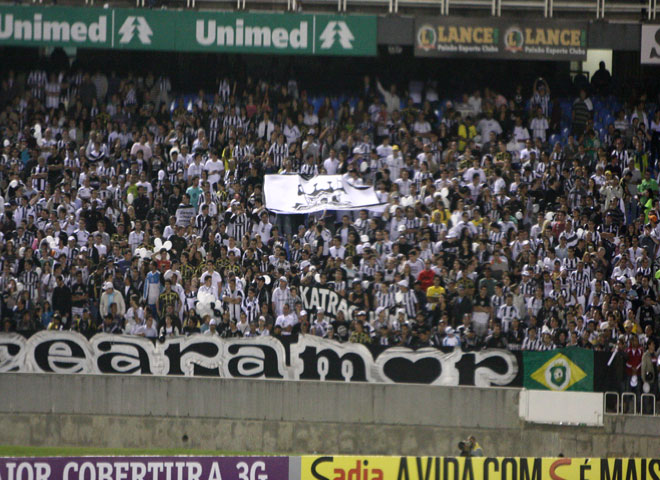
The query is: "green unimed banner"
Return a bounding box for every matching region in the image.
[0,5,377,56]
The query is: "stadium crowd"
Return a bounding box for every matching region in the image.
[0,64,659,393]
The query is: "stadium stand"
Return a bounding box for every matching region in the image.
[0,58,659,410]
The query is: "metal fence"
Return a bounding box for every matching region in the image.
[604,391,658,416]
[393,0,655,17]
[47,0,659,19]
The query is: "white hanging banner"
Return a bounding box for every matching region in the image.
[642,25,660,64]
[264,174,385,214]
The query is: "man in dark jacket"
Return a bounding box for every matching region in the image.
[484,322,508,349]
[52,275,72,325]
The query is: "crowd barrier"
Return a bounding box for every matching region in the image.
[1,456,660,480]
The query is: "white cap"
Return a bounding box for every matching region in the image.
[103,282,114,290]
[209,319,217,326]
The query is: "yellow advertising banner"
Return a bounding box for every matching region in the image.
[301,456,660,480]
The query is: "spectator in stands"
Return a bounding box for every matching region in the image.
[572,89,593,138]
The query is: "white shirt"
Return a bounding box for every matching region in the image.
[477,118,502,142]
[387,154,405,180]
[253,221,273,243]
[376,144,393,159]
[413,121,431,135]
[200,271,222,297]
[204,159,224,184]
[394,178,412,196]
[513,126,530,145]
[323,157,340,175]
[530,117,549,142]
[275,313,297,335]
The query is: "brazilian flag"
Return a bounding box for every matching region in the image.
[523,348,594,391]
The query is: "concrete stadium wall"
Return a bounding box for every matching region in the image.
[0,373,658,457]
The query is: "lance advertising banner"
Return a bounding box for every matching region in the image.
[264,175,385,214]
[0,6,377,56]
[415,17,587,60]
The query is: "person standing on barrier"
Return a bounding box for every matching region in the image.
[642,339,658,413]
[625,335,643,413]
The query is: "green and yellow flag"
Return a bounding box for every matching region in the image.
[523,348,594,391]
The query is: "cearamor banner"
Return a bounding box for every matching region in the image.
[0,331,520,387]
[0,456,289,480]
[415,17,587,60]
[0,6,377,56]
[264,175,385,214]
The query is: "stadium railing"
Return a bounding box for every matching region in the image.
[45,0,658,17]
[604,391,659,416]
[392,0,654,18]
[179,0,657,19]
[73,0,658,18]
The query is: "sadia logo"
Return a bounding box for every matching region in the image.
[118,16,152,44]
[530,353,586,391]
[504,26,523,53]
[319,21,354,49]
[417,25,437,51]
[311,457,384,480]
